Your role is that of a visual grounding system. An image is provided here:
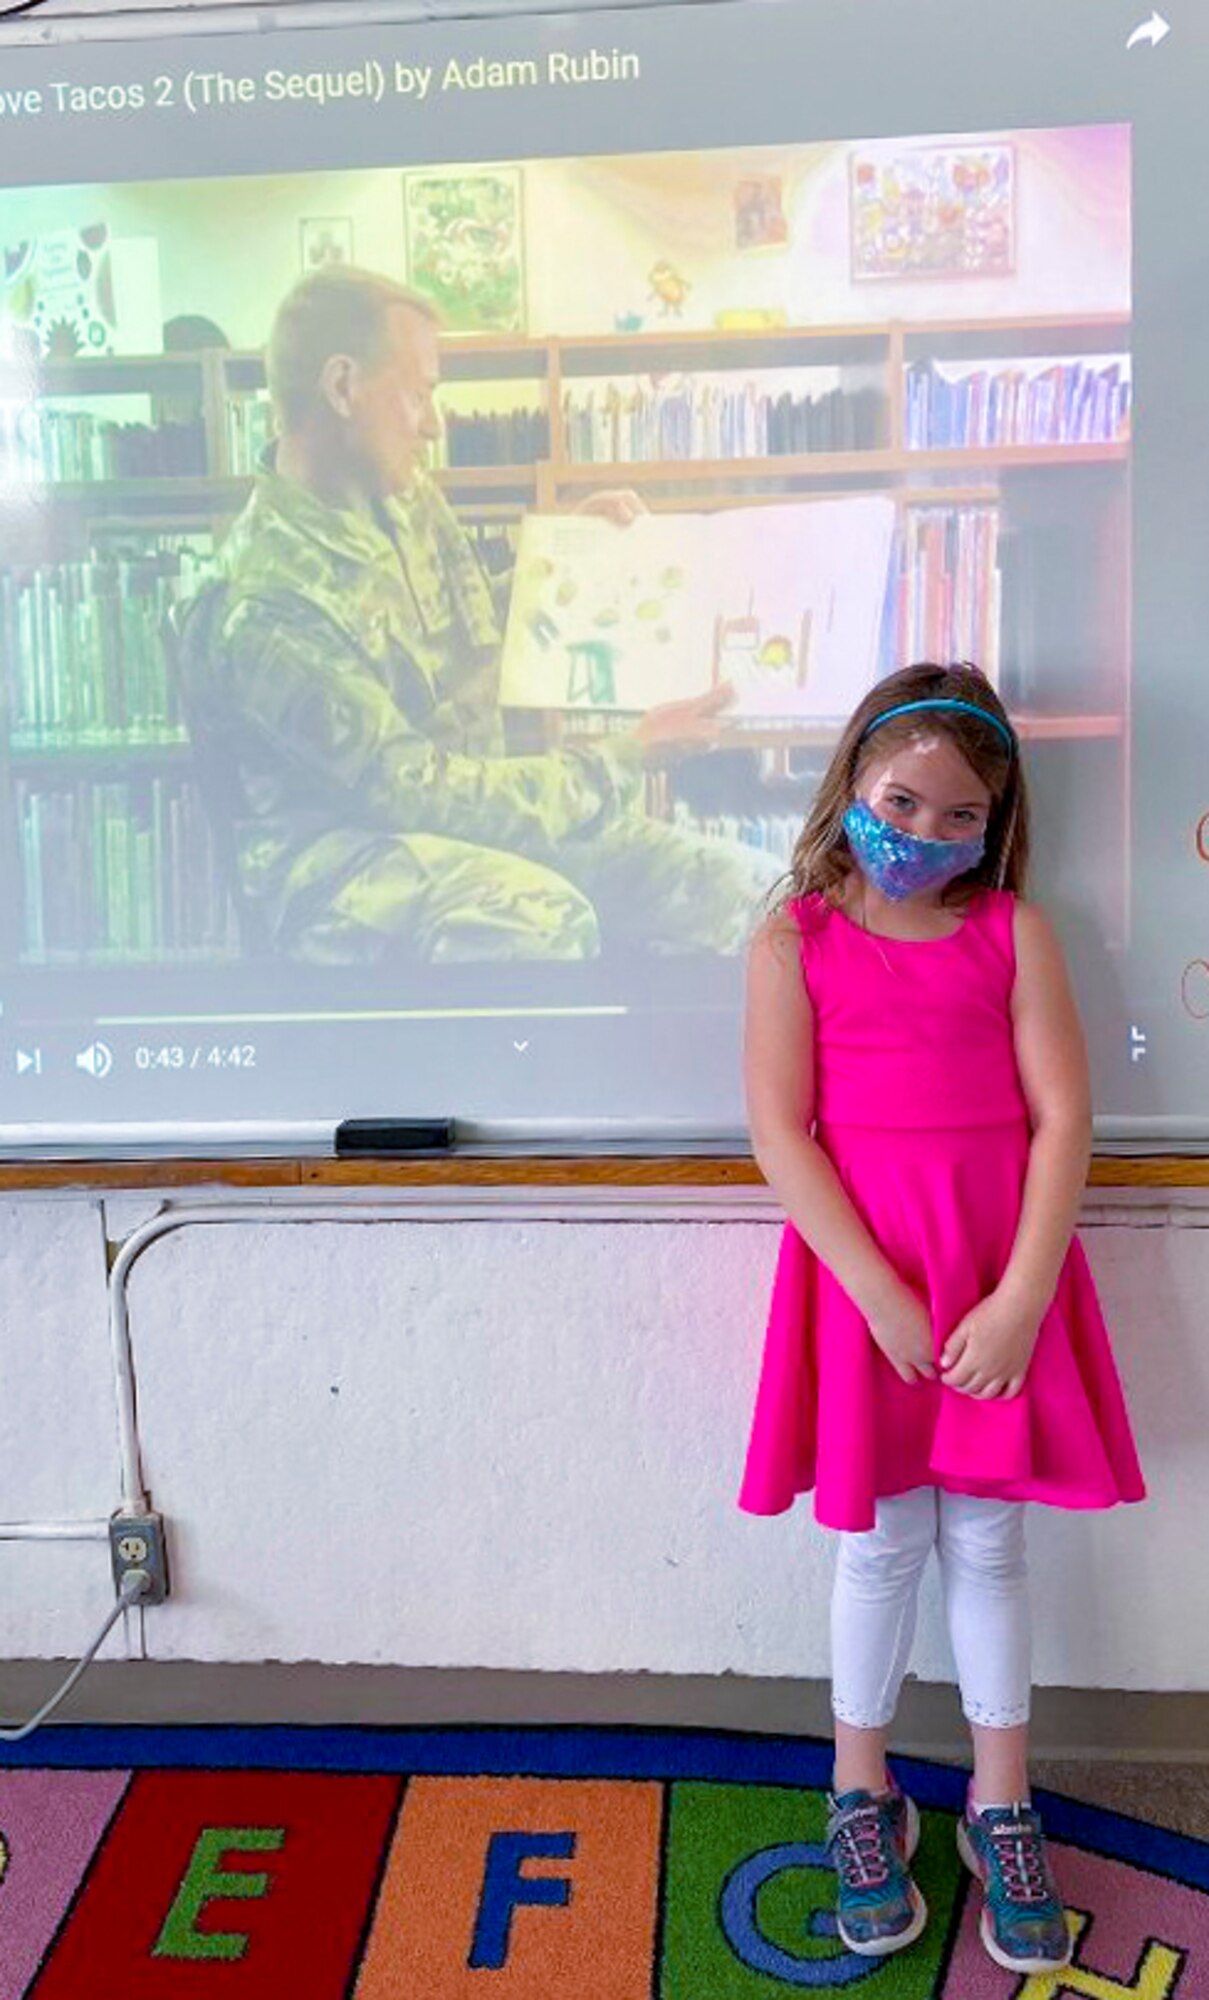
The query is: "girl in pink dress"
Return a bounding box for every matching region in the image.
[740,661,1144,1975]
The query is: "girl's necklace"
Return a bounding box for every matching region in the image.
[858,880,904,980]
[855,880,967,973]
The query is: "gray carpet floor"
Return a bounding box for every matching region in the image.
[1031,1758,1209,1841]
[0,1664,1205,1841]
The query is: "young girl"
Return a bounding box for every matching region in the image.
[739,661,1145,1975]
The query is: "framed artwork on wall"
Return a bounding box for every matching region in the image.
[300,216,354,272]
[733,175,789,252]
[0,226,163,357]
[850,143,1015,280]
[402,166,526,333]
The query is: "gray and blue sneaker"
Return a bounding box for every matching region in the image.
[825,1778,928,1955]
[957,1794,1073,1973]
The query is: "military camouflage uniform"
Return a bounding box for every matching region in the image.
[177,463,780,962]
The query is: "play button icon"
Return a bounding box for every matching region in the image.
[16,1048,42,1075]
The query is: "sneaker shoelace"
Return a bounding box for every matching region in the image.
[834,1802,894,1891]
[984,1815,1052,1905]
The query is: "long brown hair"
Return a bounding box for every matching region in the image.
[772,662,1030,916]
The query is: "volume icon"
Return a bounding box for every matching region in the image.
[76,1040,113,1079]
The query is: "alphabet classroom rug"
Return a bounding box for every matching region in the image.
[1,1724,1207,1997]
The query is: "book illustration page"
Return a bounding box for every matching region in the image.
[706,498,897,720]
[499,514,713,711]
[500,499,897,721]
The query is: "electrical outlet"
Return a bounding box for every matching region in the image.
[108,1511,170,1605]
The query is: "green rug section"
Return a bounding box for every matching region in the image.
[662,1783,959,1997]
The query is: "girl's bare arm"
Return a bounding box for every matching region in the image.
[998,899,1095,1313]
[744,914,908,1323]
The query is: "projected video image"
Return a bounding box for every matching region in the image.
[0,126,1130,972]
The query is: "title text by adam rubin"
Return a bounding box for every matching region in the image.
[442,49,641,90]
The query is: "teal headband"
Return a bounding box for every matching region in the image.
[861,696,1016,753]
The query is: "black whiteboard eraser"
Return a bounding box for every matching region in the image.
[334,1118,455,1156]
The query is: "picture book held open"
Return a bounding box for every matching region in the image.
[499,497,897,721]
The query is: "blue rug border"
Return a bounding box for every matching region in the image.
[2,1721,1205,1893]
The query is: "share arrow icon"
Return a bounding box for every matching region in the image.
[1126,11,1171,49]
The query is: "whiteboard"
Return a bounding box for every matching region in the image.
[0,0,1205,1154]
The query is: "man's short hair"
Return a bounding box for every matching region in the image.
[267,267,438,429]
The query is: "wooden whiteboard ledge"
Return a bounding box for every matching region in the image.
[1,1155,1208,1194]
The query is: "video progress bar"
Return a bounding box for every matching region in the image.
[97,1005,631,1026]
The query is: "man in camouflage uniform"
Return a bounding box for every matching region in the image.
[177,267,781,963]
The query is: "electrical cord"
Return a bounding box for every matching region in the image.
[0,1569,150,1743]
[0,1,54,17]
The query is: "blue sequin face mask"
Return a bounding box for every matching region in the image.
[842,798,986,902]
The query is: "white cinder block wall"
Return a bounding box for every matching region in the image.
[0,1191,1203,1691]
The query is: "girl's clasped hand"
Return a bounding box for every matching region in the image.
[939,1286,1043,1400]
[864,1272,1040,1400]
[866,1284,936,1386]
[870,1281,1043,1398]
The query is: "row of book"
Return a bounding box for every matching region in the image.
[561,382,885,463]
[0,405,208,482]
[668,799,799,861]
[227,399,553,474]
[16,776,237,963]
[1,543,211,748]
[904,357,1131,451]
[225,392,275,476]
[1,356,1132,487]
[442,409,551,467]
[891,506,1002,684]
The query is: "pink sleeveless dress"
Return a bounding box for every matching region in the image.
[739,886,1146,1532]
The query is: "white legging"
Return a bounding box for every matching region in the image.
[831,1486,1031,1732]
